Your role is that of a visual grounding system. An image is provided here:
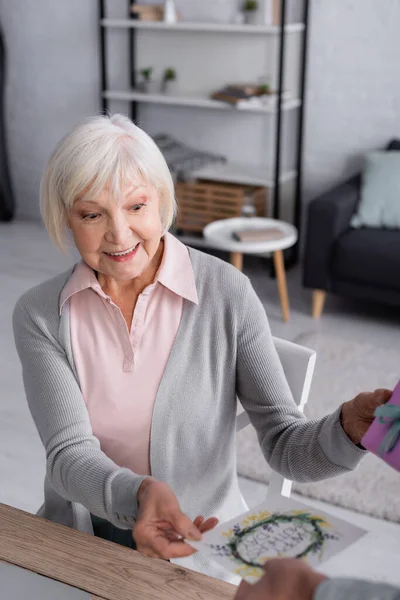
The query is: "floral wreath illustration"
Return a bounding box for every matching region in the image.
[210,511,339,574]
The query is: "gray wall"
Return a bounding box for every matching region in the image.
[1,0,399,220]
[0,0,99,219]
[304,0,400,202]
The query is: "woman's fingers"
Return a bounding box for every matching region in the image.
[193,516,204,529]
[134,524,197,559]
[373,388,392,405]
[170,510,202,541]
[163,539,198,559]
[193,515,219,533]
[134,515,219,561]
[148,533,197,559]
[199,517,219,533]
[341,388,394,444]
[133,480,204,560]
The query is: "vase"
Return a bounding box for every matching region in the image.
[164,0,178,24]
[244,10,259,25]
[161,80,178,95]
[141,80,159,94]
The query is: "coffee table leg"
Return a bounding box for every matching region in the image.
[230,252,243,271]
[273,250,290,322]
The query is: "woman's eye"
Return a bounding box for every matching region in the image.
[83,213,100,221]
[130,203,146,212]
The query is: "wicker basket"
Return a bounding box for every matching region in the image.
[175,181,267,233]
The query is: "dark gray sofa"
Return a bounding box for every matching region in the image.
[303,139,400,317]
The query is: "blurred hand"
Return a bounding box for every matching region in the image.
[341,388,392,445]
[133,478,218,560]
[235,558,327,600]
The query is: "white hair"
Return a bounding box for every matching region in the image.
[40,113,176,251]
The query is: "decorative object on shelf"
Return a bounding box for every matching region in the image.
[153,133,226,183]
[189,161,296,189]
[232,11,246,25]
[258,83,270,95]
[175,181,266,233]
[243,0,259,25]
[139,67,157,93]
[241,188,257,217]
[131,3,164,21]
[211,82,289,110]
[163,0,178,24]
[261,0,281,25]
[161,67,177,95]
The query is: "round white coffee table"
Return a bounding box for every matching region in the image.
[203,217,298,322]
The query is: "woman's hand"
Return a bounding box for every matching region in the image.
[235,558,327,600]
[341,388,392,445]
[133,478,218,560]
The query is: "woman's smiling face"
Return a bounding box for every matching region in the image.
[68,182,163,282]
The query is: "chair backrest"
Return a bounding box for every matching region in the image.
[236,336,316,497]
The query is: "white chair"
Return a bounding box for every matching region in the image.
[236,336,316,498]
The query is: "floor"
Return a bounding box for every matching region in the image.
[1,221,399,587]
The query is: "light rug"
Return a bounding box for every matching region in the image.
[236,331,400,522]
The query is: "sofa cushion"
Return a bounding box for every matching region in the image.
[351,151,400,229]
[332,228,400,292]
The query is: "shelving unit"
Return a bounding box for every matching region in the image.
[98,0,310,263]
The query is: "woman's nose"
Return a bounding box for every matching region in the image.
[104,213,133,246]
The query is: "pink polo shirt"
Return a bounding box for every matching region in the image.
[60,232,198,476]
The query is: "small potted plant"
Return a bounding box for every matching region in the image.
[258,83,270,95]
[139,67,156,93]
[161,67,177,95]
[243,0,259,25]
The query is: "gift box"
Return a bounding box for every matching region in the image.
[361,381,400,472]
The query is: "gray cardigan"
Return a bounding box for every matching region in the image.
[13,246,365,579]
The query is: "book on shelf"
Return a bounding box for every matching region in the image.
[211,83,266,105]
[211,89,252,105]
[211,83,291,107]
[131,4,164,21]
[130,3,182,22]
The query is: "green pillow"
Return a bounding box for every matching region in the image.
[351,151,400,229]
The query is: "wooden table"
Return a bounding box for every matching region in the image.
[0,503,235,600]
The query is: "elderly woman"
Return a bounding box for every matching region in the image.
[13,114,390,581]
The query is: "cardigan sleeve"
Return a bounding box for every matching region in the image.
[236,277,366,482]
[13,296,148,528]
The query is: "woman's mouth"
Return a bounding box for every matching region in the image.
[104,244,140,262]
